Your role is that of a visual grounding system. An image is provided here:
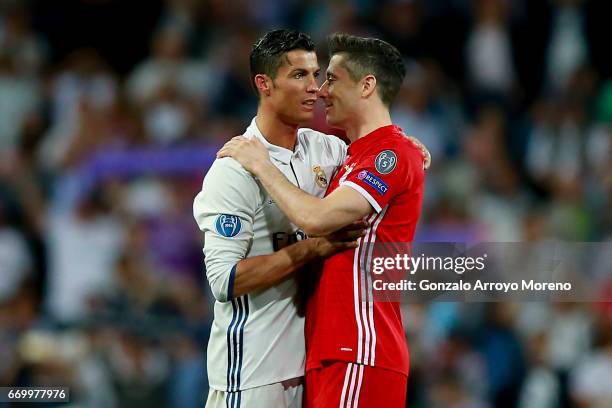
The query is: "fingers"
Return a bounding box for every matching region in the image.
[332,228,367,243]
[337,220,369,233]
[334,231,363,242]
[216,137,251,158]
[340,241,359,249]
[350,220,369,230]
[407,136,432,170]
[217,142,234,157]
[317,235,362,258]
[422,149,432,170]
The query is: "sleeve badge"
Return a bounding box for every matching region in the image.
[215,214,242,237]
[375,150,397,174]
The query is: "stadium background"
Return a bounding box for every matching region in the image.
[0,0,611,406]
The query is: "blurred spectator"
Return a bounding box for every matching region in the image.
[430,330,489,400]
[478,304,526,408]
[518,333,560,408]
[242,0,299,28]
[105,331,170,407]
[46,190,124,323]
[157,0,203,48]
[0,201,33,303]
[143,84,195,144]
[546,304,592,375]
[166,333,207,408]
[465,0,517,101]
[570,316,612,408]
[206,28,258,122]
[545,0,589,92]
[39,49,118,170]
[0,1,609,406]
[524,97,559,188]
[0,5,48,76]
[126,24,216,108]
[428,375,490,408]
[140,181,202,280]
[463,106,526,241]
[376,0,426,59]
[0,53,41,158]
[300,0,369,43]
[393,60,449,163]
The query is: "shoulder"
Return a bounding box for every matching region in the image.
[361,136,424,186]
[376,134,425,170]
[196,157,262,212]
[206,157,253,179]
[202,157,258,191]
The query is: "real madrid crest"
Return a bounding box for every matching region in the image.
[312,165,328,188]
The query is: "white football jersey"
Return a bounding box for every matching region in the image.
[193,117,346,391]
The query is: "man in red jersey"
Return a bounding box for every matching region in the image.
[218,33,429,408]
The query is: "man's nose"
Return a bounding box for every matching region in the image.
[307,78,319,93]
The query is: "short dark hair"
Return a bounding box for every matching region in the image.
[327,33,406,107]
[250,29,315,95]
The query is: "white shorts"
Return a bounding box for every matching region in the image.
[206,380,303,408]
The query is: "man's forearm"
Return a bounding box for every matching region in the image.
[232,238,321,298]
[254,161,324,233]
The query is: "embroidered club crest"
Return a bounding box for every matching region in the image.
[312,165,328,188]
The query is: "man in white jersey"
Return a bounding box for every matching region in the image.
[193,30,360,408]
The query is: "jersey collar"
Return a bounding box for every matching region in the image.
[347,125,403,156]
[246,117,302,165]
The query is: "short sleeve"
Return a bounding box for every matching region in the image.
[341,146,421,213]
[193,158,259,302]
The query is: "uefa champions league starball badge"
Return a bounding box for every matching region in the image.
[215,214,242,237]
[375,150,397,174]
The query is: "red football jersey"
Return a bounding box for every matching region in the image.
[305,125,425,377]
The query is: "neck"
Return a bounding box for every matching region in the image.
[344,104,392,142]
[255,104,299,151]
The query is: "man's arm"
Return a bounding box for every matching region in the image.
[231,222,364,298]
[217,137,373,236]
[252,161,371,236]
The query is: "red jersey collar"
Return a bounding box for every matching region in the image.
[347,125,404,155]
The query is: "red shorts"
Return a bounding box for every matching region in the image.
[305,361,407,408]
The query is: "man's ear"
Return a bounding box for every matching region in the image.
[255,74,273,97]
[361,74,377,98]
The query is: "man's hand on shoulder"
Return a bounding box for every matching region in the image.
[217,135,271,175]
[407,136,431,170]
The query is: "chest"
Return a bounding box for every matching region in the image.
[262,152,338,205]
[253,151,339,232]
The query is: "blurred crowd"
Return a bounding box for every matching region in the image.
[0,0,610,407]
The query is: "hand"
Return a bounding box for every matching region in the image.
[311,220,368,258]
[407,136,431,170]
[217,135,270,174]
